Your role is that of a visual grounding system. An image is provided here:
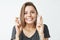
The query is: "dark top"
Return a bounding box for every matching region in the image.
[11,24,50,40]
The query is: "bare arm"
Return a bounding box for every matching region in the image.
[39,34,49,40]
[15,34,19,40]
[39,33,44,40]
[14,17,22,40]
[44,38,48,40]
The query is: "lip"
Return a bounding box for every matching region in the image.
[27,19,32,21]
[25,18,33,21]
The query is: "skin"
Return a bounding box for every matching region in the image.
[15,6,48,40]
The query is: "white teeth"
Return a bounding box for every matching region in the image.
[27,18,32,21]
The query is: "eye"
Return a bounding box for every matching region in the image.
[24,12,27,14]
[31,11,35,13]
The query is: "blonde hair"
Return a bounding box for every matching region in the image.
[20,2,38,28]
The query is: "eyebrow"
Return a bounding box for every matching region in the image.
[25,9,36,12]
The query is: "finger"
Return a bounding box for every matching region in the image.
[36,16,40,28]
[40,16,43,25]
[15,17,21,24]
[20,26,23,31]
[15,17,20,28]
[40,16,44,28]
[15,17,19,24]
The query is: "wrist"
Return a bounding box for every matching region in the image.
[38,31,44,35]
[16,33,20,37]
[15,34,19,40]
[38,32,44,36]
[38,33,44,40]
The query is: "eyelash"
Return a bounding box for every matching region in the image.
[31,11,35,13]
[24,13,27,14]
[24,11,35,14]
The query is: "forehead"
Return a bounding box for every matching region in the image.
[25,6,36,11]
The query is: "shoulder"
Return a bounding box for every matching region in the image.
[43,24,50,38]
[44,24,48,28]
[43,24,49,33]
[43,24,49,32]
[11,26,16,40]
[12,26,16,31]
[44,24,48,30]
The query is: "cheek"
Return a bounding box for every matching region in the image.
[32,14,37,18]
[32,14,37,22]
[24,15,26,19]
[24,15,28,22]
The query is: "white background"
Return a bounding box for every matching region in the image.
[0,0,60,40]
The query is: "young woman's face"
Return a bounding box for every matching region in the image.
[24,6,37,24]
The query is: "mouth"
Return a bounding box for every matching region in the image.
[26,18,33,21]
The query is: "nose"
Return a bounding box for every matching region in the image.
[27,13,31,17]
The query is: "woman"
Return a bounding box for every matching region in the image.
[11,2,50,40]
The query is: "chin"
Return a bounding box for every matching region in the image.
[26,21,34,24]
[25,19,36,24]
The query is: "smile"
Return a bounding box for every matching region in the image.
[26,18,33,21]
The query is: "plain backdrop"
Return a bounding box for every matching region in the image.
[0,0,60,40]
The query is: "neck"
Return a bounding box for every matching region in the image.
[26,23,35,28]
[24,23,36,31]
